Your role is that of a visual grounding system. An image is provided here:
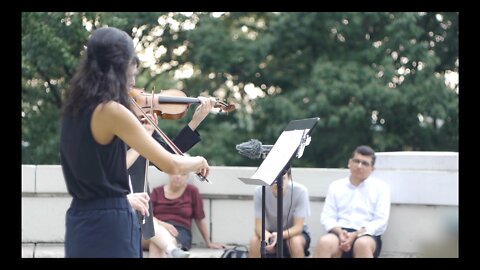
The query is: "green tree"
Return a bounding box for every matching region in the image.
[187,12,458,167]
[22,12,458,168]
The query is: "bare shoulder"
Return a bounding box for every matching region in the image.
[91,101,133,145]
[95,101,130,119]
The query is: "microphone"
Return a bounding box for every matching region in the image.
[236,139,273,159]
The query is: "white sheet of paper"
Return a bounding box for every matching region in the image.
[250,129,309,185]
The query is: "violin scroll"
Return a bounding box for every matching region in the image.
[214,101,235,113]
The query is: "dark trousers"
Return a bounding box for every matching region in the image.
[165,221,193,251]
[266,226,311,258]
[65,197,141,258]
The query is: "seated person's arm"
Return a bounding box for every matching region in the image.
[283,217,304,240]
[254,218,266,238]
[329,227,346,238]
[195,218,225,249]
[362,185,391,236]
[254,218,275,243]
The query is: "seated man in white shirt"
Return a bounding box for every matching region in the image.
[314,145,391,258]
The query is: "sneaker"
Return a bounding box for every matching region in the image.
[170,248,190,258]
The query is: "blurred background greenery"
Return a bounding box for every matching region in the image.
[21,12,458,168]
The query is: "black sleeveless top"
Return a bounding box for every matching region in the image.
[60,105,129,200]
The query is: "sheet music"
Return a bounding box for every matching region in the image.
[251,129,309,185]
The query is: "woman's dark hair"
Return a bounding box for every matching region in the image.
[62,27,137,118]
[352,145,376,166]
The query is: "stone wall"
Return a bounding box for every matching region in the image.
[22,151,458,258]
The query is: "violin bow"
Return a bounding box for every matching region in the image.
[140,91,155,225]
[130,93,211,184]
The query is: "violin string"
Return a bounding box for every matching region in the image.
[131,98,183,155]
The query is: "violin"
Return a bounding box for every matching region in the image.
[129,87,235,120]
[128,89,213,184]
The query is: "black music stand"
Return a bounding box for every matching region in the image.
[239,117,319,258]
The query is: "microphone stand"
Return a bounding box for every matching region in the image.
[238,118,319,258]
[276,170,283,258]
[259,150,290,258]
[261,185,267,258]
[258,148,291,258]
[275,161,292,258]
[260,151,268,258]
[275,131,309,257]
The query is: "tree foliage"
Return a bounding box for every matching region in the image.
[22,12,458,168]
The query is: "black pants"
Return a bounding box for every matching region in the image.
[65,197,141,258]
[265,225,311,258]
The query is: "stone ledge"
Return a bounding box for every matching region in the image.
[22,243,226,258]
[22,243,35,258]
[23,243,417,258]
[380,251,418,258]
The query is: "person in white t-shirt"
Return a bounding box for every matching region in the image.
[314,145,390,258]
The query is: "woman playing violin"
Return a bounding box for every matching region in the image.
[127,85,218,258]
[60,27,209,258]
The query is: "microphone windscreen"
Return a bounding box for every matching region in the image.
[236,139,263,159]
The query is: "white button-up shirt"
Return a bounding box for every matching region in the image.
[321,176,391,236]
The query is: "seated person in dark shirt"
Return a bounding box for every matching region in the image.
[145,172,225,257]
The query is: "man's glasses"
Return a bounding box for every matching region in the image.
[351,158,371,167]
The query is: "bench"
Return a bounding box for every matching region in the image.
[22,151,458,258]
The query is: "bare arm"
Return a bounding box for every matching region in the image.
[187,96,216,131]
[255,218,277,252]
[282,217,304,240]
[195,218,211,246]
[91,101,209,177]
[254,218,263,238]
[126,112,157,169]
[254,218,274,242]
[195,218,225,249]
